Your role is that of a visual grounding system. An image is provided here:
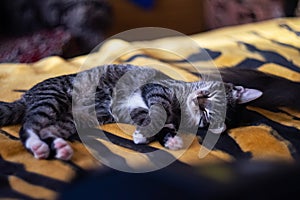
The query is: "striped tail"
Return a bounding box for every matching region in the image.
[0,100,26,126]
[219,68,300,111]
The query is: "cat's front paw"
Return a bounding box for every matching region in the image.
[53,138,73,160]
[164,136,183,150]
[133,131,148,144]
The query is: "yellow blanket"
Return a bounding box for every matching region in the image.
[1,18,300,199]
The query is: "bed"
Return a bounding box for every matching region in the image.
[0,17,300,199]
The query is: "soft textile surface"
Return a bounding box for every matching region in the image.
[0,18,300,199]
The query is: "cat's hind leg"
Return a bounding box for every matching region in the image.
[21,127,50,159]
[21,124,75,160]
[20,111,76,160]
[40,123,75,160]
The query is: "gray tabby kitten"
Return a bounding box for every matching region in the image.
[0,64,262,160]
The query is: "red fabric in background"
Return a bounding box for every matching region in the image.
[0,28,79,63]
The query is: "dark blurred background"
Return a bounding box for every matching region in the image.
[0,0,299,63]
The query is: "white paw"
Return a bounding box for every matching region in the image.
[25,129,50,159]
[53,138,73,160]
[164,136,183,150]
[30,140,50,159]
[133,131,148,144]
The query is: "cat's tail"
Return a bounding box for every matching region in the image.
[0,100,26,126]
[218,68,300,111]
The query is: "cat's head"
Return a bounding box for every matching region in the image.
[187,82,262,133]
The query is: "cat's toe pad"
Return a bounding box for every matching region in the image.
[30,141,50,159]
[133,131,148,144]
[53,138,73,160]
[164,136,183,150]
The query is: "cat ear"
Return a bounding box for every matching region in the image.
[238,88,263,104]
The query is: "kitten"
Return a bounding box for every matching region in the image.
[0,64,262,160]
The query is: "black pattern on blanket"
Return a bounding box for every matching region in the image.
[0,18,300,199]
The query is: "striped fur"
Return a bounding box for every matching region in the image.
[0,64,259,160]
[0,100,25,126]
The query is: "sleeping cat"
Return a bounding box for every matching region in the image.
[0,64,262,160]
